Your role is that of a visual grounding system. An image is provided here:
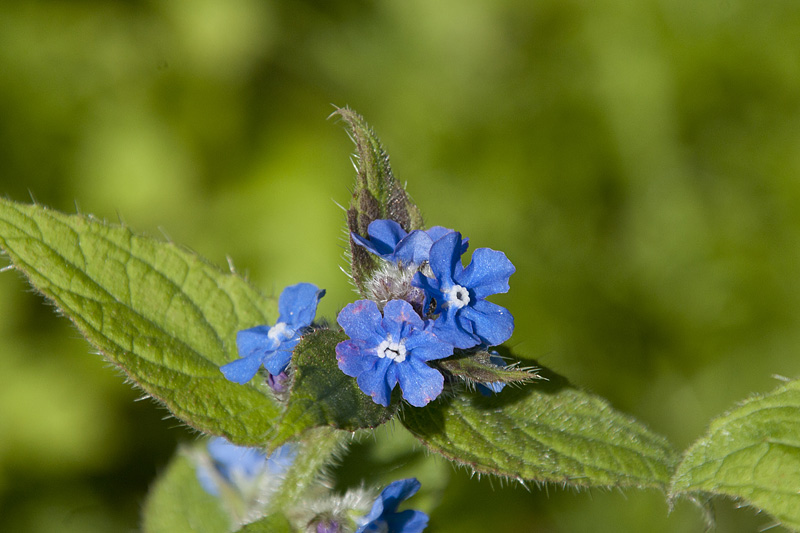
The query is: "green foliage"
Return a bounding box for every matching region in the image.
[402,361,677,489]
[671,379,800,531]
[4,1,800,531]
[0,198,282,446]
[142,449,230,533]
[274,329,396,445]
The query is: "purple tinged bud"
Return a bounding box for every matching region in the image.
[316,519,341,533]
[268,371,290,393]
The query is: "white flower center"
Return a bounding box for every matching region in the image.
[268,322,295,342]
[444,284,470,309]
[376,337,407,363]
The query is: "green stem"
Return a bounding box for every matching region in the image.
[268,427,349,515]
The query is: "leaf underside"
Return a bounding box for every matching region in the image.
[670,379,800,531]
[402,361,677,489]
[0,198,282,446]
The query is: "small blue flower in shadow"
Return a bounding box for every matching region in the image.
[352,219,467,265]
[413,231,515,349]
[221,282,325,384]
[336,299,452,407]
[196,437,296,497]
[356,478,428,533]
[477,352,508,396]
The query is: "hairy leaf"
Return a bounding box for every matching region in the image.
[333,107,424,294]
[272,329,396,445]
[0,198,282,445]
[670,379,800,531]
[142,449,230,533]
[402,362,677,489]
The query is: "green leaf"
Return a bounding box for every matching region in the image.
[235,514,294,533]
[142,448,230,533]
[401,360,677,489]
[0,198,282,445]
[333,107,424,295]
[271,329,396,445]
[670,379,800,531]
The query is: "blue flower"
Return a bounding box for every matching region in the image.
[221,282,325,384]
[356,478,428,533]
[352,219,467,265]
[413,231,515,349]
[336,299,453,407]
[195,437,297,497]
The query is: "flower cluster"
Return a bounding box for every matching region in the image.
[337,219,515,407]
[219,221,514,409]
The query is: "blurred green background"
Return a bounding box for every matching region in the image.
[2,0,800,531]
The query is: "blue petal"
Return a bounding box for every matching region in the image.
[207,437,267,480]
[411,272,441,312]
[378,478,422,512]
[220,354,268,384]
[423,226,452,242]
[356,357,396,406]
[280,336,302,352]
[393,230,434,264]
[396,358,444,407]
[351,232,383,257]
[356,498,385,533]
[383,299,425,333]
[262,347,294,375]
[369,219,407,248]
[478,381,506,395]
[352,219,408,258]
[432,308,479,349]
[338,300,385,343]
[336,340,380,377]
[457,248,514,299]
[195,463,220,496]
[266,443,297,475]
[278,282,325,328]
[460,299,514,346]
[404,329,453,362]
[426,226,468,255]
[478,352,508,395]
[427,231,464,286]
[385,510,429,533]
[237,325,281,357]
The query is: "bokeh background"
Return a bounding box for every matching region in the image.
[2,1,800,531]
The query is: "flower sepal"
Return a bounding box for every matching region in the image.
[434,348,540,393]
